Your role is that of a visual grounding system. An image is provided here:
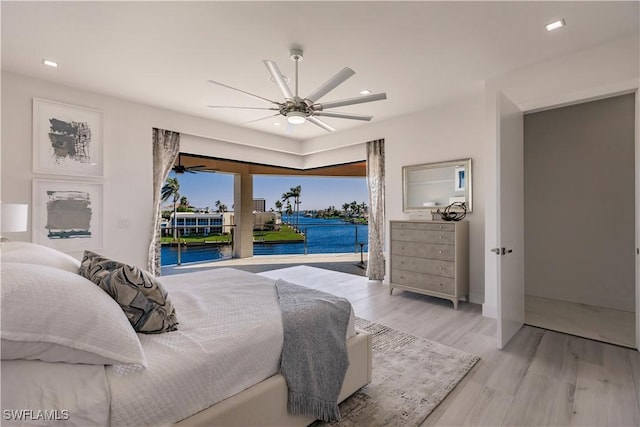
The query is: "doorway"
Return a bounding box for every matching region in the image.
[522,93,636,347]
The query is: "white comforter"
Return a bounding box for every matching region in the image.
[2,267,356,427]
[109,268,285,426]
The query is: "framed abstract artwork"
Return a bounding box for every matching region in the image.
[32,179,103,253]
[33,98,104,177]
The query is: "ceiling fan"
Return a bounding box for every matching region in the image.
[206,48,387,132]
[172,154,216,174]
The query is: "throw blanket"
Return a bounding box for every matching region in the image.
[274,279,351,422]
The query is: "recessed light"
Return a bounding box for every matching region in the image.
[42,59,58,68]
[360,89,371,95]
[545,19,565,32]
[273,122,281,126]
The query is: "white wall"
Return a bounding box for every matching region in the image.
[181,134,303,169]
[1,71,296,267]
[307,95,487,303]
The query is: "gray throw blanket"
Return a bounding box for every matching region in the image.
[274,279,351,422]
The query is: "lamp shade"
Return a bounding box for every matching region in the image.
[1,203,29,233]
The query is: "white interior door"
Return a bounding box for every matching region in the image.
[496,92,525,349]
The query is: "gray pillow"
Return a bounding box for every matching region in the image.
[79,250,178,334]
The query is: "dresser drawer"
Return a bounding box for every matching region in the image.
[391,222,455,232]
[391,241,454,261]
[391,228,455,245]
[391,255,455,278]
[390,269,455,295]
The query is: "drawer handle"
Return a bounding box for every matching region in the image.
[439,267,444,270]
[439,235,443,239]
[439,225,443,229]
[438,250,443,254]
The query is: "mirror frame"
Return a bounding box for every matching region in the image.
[402,158,473,213]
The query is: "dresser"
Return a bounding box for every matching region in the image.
[389,220,469,309]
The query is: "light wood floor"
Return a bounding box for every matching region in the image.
[256,265,640,427]
[526,295,636,348]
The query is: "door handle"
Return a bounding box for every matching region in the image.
[490,247,512,255]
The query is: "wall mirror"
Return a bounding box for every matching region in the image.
[402,158,473,212]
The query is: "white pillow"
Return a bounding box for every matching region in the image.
[1,263,147,367]
[0,241,80,273]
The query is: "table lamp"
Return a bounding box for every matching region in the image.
[1,203,29,240]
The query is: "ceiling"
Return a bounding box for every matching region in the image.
[2,1,638,141]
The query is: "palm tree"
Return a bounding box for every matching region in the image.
[350,200,360,216]
[285,201,293,219]
[282,185,302,229]
[342,202,351,217]
[275,200,283,214]
[218,203,228,213]
[161,177,180,239]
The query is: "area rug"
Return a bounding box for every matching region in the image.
[312,317,480,427]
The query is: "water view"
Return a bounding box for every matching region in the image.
[161,215,368,266]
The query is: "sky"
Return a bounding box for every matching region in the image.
[165,171,368,211]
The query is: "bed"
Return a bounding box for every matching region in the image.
[0,242,372,427]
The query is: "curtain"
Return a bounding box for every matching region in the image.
[147,128,180,276]
[366,139,385,281]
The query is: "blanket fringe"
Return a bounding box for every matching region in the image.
[288,391,341,422]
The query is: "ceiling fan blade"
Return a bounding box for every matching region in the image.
[206,105,280,110]
[313,111,373,121]
[243,113,281,125]
[207,80,280,105]
[306,116,336,132]
[305,67,355,104]
[316,92,387,110]
[263,60,293,100]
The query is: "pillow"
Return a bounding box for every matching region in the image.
[79,250,178,334]
[1,263,147,367]
[0,241,80,273]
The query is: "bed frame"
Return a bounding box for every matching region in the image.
[175,329,372,427]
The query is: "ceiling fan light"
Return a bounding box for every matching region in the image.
[287,111,306,124]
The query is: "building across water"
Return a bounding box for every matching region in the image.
[161,211,281,236]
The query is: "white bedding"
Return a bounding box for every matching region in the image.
[1,360,109,427]
[1,267,356,427]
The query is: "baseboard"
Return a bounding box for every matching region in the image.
[482,304,497,319]
[468,291,483,305]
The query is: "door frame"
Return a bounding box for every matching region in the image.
[485,79,640,350]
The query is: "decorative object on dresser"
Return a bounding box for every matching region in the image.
[389,220,469,309]
[436,201,467,221]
